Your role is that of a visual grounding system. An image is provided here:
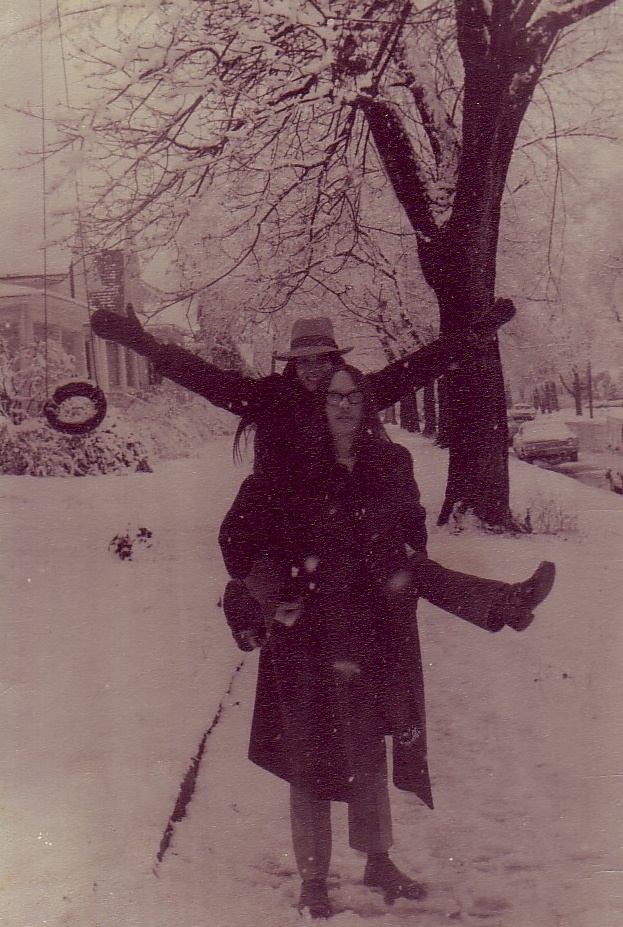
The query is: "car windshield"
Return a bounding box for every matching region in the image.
[519,422,572,440]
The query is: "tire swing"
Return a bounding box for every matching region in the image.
[43,380,108,436]
[37,4,108,439]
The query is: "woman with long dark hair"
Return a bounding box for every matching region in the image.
[91,307,515,482]
[226,364,555,918]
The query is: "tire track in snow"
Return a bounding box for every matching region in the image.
[153,657,246,873]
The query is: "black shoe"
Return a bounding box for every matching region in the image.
[504,561,556,631]
[297,879,333,919]
[363,854,426,904]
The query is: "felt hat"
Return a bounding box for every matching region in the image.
[274,317,353,360]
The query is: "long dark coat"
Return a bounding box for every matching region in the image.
[247,440,435,810]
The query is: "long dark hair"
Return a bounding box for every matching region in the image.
[314,363,391,456]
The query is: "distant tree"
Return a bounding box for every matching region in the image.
[422,382,438,437]
[399,389,420,433]
[560,366,583,416]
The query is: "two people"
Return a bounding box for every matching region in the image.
[91,305,555,918]
[220,361,555,919]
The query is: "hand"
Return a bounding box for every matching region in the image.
[274,601,303,627]
[91,304,160,359]
[470,298,516,342]
[233,627,267,652]
[223,579,268,650]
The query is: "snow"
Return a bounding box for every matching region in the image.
[515,420,575,440]
[1,428,622,926]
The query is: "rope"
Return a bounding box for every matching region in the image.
[54,0,101,386]
[38,0,49,397]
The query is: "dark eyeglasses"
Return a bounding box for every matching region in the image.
[326,390,365,407]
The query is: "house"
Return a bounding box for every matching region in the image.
[0,248,174,395]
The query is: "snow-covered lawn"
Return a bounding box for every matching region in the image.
[1,429,622,926]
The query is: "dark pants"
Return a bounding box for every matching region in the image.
[290,758,393,881]
[410,558,509,632]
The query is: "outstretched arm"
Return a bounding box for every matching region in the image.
[91,305,271,417]
[366,298,515,411]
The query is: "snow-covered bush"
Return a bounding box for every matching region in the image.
[0,337,155,476]
[108,380,237,461]
[0,338,237,475]
[0,415,151,476]
[0,338,76,424]
[518,493,578,535]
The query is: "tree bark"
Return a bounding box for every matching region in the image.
[360,79,525,526]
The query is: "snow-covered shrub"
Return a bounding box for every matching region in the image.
[0,338,153,475]
[0,337,237,474]
[518,493,578,535]
[0,415,151,476]
[108,380,237,461]
[0,338,76,423]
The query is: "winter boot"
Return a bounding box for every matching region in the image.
[297,878,333,919]
[495,561,556,632]
[363,853,426,904]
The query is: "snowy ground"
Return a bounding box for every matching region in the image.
[1,428,622,927]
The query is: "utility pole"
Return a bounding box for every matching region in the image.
[587,361,593,420]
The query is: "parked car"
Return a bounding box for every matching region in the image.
[513,420,579,464]
[509,402,537,422]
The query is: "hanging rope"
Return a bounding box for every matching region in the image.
[54,0,102,388]
[38,0,49,398]
[37,0,108,435]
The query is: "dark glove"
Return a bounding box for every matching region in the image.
[91,304,161,360]
[222,579,268,651]
[244,557,287,621]
[459,298,516,349]
[446,299,516,370]
[469,298,516,341]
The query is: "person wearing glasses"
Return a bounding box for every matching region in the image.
[91,308,515,485]
[91,306,537,631]
[225,363,554,918]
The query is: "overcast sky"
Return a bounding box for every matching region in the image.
[0,3,70,276]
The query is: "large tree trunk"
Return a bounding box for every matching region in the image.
[359,27,547,528]
[418,229,513,525]
[436,336,510,526]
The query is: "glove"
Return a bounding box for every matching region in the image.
[446,298,516,370]
[469,298,516,341]
[222,579,268,651]
[91,304,161,360]
[244,557,287,621]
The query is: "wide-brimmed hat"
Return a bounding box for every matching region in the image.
[274,317,353,361]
